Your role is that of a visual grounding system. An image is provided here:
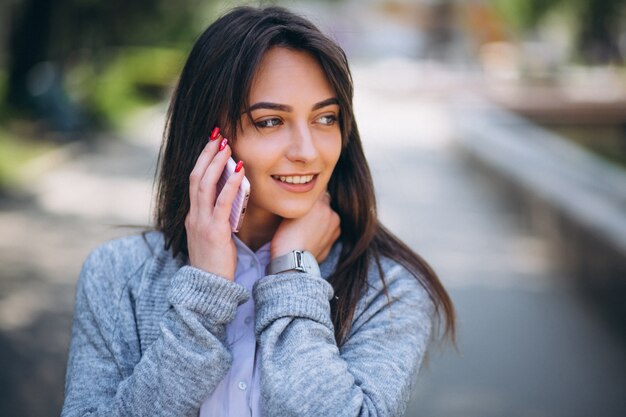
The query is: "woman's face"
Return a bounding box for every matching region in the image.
[232,47,342,220]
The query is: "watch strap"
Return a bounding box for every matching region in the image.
[266,250,321,277]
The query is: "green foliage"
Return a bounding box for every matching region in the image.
[68,47,186,128]
[489,0,626,64]
[489,0,566,31]
[0,130,54,188]
[0,70,6,119]
[3,0,219,130]
[49,0,208,53]
[490,0,626,31]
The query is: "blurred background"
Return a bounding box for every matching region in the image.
[1,0,625,416]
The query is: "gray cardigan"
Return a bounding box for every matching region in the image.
[61,231,434,417]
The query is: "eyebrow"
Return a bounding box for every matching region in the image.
[247,97,339,113]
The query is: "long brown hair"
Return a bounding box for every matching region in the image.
[155,6,455,345]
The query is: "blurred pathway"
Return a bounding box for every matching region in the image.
[0,62,625,417]
[352,61,626,417]
[0,108,162,416]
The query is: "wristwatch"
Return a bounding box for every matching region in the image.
[266,250,321,277]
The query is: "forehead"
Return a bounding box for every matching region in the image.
[249,47,335,104]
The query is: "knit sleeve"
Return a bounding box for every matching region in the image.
[61,245,248,417]
[253,264,435,417]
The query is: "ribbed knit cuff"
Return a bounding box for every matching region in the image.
[168,266,249,324]
[253,273,334,337]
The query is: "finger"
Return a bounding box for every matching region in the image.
[189,134,223,213]
[197,142,232,215]
[189,133,223,186]
[213,162,245,222]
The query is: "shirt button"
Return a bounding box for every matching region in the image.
[238,381,247,390]
[244,316,252,325]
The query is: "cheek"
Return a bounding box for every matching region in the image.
[233,142,266,172]
[324,138,342,170]
[238,151,275,190]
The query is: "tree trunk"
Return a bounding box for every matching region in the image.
[577,0,623,65]
[6,0,54,112]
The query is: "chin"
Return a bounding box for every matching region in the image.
[273,201,316,219]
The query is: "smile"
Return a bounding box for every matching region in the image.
[271,174,315,184]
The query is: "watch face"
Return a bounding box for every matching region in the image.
[294,251,306,272]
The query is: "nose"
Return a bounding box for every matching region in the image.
[286,123,318,163]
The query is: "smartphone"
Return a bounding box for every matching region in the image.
[216,157,250,233]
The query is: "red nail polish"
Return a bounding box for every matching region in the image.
[235,160,244,173]
[210,127,220,141]
[219,138,228,151]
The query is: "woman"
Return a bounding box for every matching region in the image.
[62,6,455,417]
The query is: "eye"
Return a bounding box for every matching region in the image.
[316,114,337,126]
[255,117,282,128]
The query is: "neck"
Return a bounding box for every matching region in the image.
[235,206,281,252]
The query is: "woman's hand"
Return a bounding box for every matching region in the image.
[185,130,245,281]
[270,192,341,263]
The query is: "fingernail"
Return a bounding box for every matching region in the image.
[210,127,220,141]
[235,160,244,173]
[219,138,228,151]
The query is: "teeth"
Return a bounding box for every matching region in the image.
[273,175,315,184]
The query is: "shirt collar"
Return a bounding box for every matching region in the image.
[232,233,271,266]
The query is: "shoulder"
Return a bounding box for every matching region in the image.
[349,254,436,336]
[366,255,434,309]
[83,230,164,270]
[78,231,169,304]
[323,242,435,316]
